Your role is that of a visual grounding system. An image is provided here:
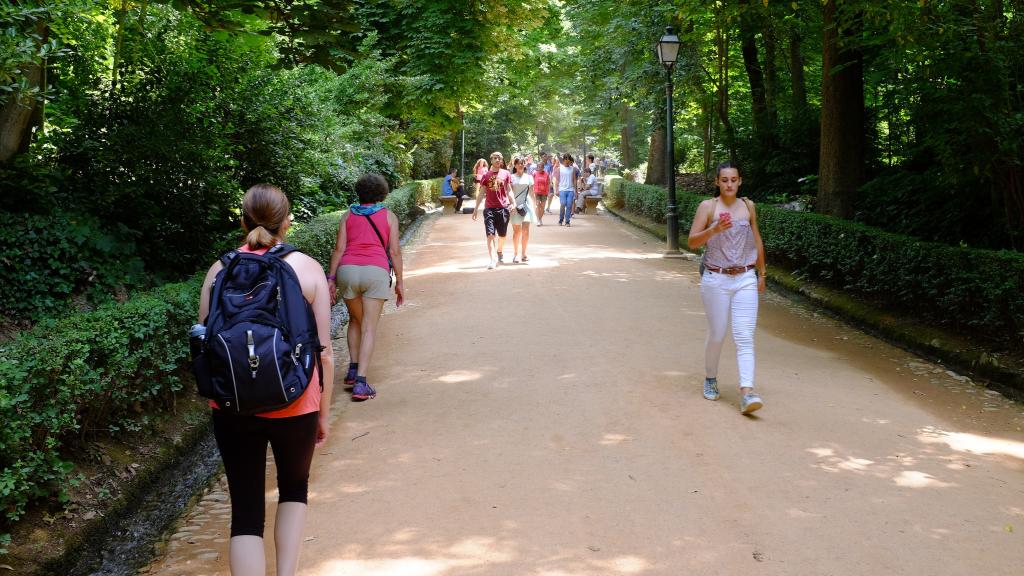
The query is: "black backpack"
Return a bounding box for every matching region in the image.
[192,243,323,415]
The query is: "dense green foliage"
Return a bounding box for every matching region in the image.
[0,210,144,322]
[605,178,1024,345]
[0,0,525,325]
[0,177,432,533]
[562,0,1024,251]
[0,277,198,527]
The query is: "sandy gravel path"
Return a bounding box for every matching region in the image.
[148,202,1024,576]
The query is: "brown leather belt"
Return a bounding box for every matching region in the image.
[704,263,757,275]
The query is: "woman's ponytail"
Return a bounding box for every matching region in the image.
[245,225,277,250]
[241,184,290,249]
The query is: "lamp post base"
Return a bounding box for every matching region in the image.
[662,250,691,260]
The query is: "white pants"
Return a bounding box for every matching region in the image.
[576,189,599,208]
[700,269,759,388]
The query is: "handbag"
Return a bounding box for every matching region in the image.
[515,187,529,217]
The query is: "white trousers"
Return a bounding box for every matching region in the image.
[700,269,759,388]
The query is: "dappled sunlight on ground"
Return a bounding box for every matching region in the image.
[309,535,515,576]
[436,370,482,384]
[893,470,957,488]
[599,433,634,446]
[307,533,656,576]
[917,426,1024,462]
[805,443,961,489]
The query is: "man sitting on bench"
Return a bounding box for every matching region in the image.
[442,168,469,212]
[575,168,600,214]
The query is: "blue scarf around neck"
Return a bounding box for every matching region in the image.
[350,203,385,216]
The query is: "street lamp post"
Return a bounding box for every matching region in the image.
[657,26,681,254]
[460,109,466,187]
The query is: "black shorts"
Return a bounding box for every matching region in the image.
[483,207,510,237]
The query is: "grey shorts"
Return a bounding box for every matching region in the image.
[338,265,391,300]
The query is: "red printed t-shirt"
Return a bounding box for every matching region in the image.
[533,170,550,195]
[208,244,321,419]
[477,168,512,209]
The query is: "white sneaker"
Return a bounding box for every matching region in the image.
[487,259,496,270]
[741,393,764,414]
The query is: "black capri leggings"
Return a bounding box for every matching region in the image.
[212,410,319,537]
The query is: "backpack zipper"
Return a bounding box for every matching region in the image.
[273,329,289,402]
[217,333,240,411]
[247,330,259,379]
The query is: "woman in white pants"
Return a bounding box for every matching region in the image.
[687,161,767,414]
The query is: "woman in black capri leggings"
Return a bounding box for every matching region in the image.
[198,184,334,575]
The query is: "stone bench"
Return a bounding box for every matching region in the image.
[440,195,458,215]
[583,195,602,214]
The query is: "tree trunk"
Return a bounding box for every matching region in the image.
[646,124,667,186]
[715,11,737,162]
[112,3,127,96]
[763,25,778,131]
[0,21,47,164]
[740,10,770,147]
[818,0,864,219]
[789,29,808,119]
[620,104,634,168]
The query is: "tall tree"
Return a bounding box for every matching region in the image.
[818,0,863,219]
[739,0,771,149]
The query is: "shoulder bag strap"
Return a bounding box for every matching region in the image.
[362,213,395,286]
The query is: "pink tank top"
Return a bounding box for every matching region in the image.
[341,208,391,271]
[209,244,322,418]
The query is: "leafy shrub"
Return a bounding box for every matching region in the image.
[288,212,342,274]
[0,210,145,322]
[605,179,1024,344]
[0,276,200,527]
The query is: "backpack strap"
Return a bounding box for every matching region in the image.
[266,242,300,259]
[362,213,395,287]
[218,250,239,268]
[265,242,325,391]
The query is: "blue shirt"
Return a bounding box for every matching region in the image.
[442,175,455,196]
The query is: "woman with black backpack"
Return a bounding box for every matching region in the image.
[327,173,405,400]
[197,183,335,576]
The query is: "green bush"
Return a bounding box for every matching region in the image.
[0,210,146,322]
[605,179,1024,344]
[0,277,200,527]
[288,211,343,273]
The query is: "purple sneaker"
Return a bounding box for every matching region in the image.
[352,379,376,401]
[344,367,357,389]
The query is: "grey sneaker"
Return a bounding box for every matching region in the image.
[741,392,764,414]
[703,378,720,401]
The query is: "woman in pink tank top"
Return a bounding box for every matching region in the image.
[327,174,404,401]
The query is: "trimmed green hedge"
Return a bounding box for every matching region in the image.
[604,178,1024,344]
[0,178,436,533]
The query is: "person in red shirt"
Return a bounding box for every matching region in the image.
[472,151,515,269]
[533,161,550,226]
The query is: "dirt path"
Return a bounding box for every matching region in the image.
[147,202,1024,576]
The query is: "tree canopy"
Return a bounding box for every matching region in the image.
[1,0,1023,326]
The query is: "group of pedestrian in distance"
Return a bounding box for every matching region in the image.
[456,150,605,269]
[188,156,766,576]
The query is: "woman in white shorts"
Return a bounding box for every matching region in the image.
[327,174,404,401]
[509,156,537,263]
